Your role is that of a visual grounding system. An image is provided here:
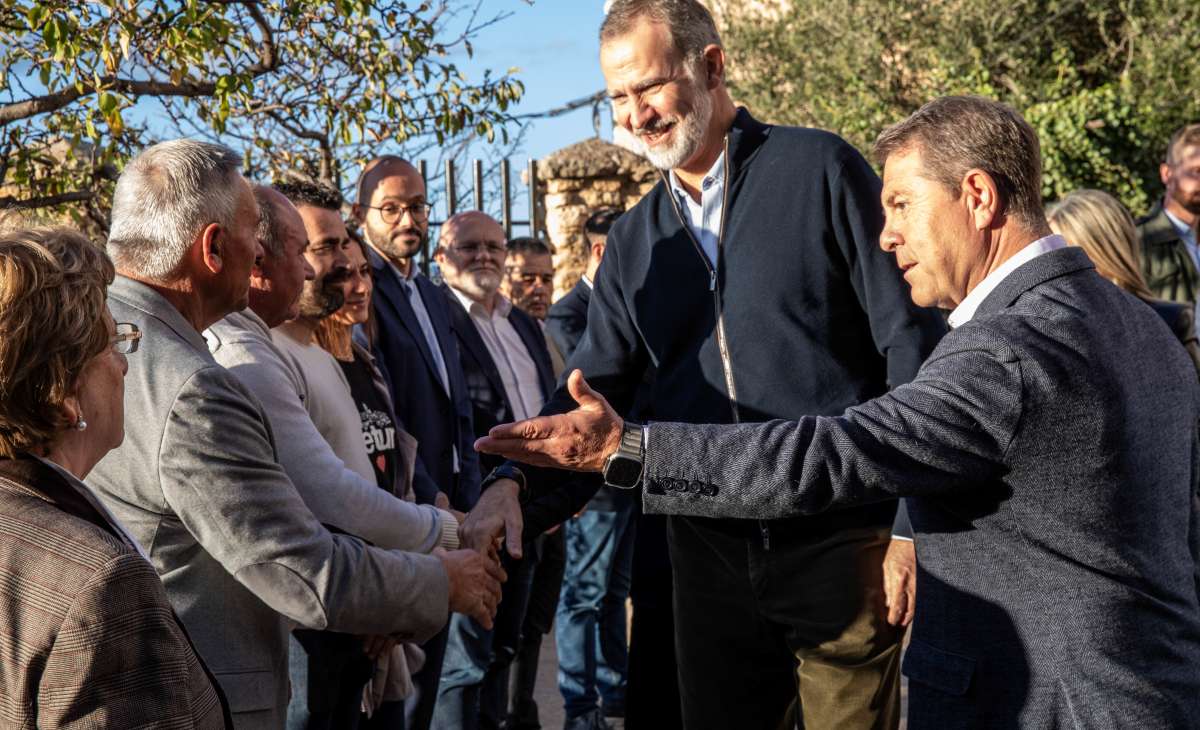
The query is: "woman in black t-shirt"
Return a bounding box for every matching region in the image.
[314,232,400,493]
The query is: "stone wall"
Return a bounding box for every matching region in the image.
[535,137,657,300]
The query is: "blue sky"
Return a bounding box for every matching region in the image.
[450,1,613,163]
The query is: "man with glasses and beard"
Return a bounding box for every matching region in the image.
[352,158,482,730]
[460,1,946,728]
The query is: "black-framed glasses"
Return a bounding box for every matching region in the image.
[364,201,433,224]
[112,322,142,354]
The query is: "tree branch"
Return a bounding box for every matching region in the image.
[0,190,92,209]
[0,0,278,125]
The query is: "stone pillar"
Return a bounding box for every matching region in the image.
[536,138,657,300]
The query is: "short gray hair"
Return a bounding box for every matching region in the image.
[873,96,1045,228]
[254,186,283,259]
[107,139,244,280]
[601,0,721,64]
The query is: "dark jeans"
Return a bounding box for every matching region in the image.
[509,530,566,729]
[669,517,902,730]
[556,505,636,719]
[287,630,373,730]
[625,510,682,730]
[432,549,538,730]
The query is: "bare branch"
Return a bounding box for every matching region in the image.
[0,190,92,209]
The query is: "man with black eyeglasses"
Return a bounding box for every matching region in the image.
[352,157,483,730]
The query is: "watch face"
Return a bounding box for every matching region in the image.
[604,456,643,489]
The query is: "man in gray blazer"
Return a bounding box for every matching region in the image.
[476,97,1200,727]
[87,140,504,730]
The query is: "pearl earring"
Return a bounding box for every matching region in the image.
[75,418,88,431]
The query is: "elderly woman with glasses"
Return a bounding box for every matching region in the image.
[0,226,230,728]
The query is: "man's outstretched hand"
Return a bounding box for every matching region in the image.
[474,370,623,473]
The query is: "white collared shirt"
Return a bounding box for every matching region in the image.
[947,234,1069,328]
[450,287,545,421]
[669,153,726,269]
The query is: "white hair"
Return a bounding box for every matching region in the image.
[107,139,244,280]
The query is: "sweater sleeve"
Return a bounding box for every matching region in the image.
[216,336,445,554]
[828,144,947,389]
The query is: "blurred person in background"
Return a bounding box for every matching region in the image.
[1137,123,1200,308]
[502,236,565,375]
[1050,188,1200,377]
[0,225,229,729]
[496,234,569,730]
[434,212,558,730]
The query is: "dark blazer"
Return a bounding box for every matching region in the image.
[1148,297,1200,379]
[0,456,230,729]
[519,108,946,537]
[546,277,591,361]
[443,285,556,474]
[641,247,1200,728]
[1138,201,1198,304]
[366,250,482,510]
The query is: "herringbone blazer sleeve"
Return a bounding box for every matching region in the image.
[37,551,226,729]
[158,365,448,638]
[642,330,1022,520]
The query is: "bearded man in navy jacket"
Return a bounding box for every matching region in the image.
[461,1,946,728]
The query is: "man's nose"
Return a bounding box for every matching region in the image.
[879,226,900,253]
[631,102,656,132]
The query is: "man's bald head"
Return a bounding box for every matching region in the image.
[249,184,313,327]
[356,156,422,208]
[439,211,504,247]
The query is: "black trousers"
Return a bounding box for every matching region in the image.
[626,510,683,730]
[667,516,902,730]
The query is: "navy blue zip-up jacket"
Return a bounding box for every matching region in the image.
[519,109,946,541]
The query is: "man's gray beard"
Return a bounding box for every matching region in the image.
[636,83,714,171]
[452,269,501,303]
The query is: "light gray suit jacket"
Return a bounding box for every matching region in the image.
[88,277,450,730]
[205,310,457,551]
[641,247,1200,728]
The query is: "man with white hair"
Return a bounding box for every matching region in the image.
[87,140,504,730]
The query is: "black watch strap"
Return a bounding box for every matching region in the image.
[482,463,527,497]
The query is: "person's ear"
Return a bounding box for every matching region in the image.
[591,241,606,262]
[351,203,366,224]
[58,393,82,432]
[701,44,725,90]
[1161,162,1173,187]
[198,222,225,275]
[962,169,1000,230]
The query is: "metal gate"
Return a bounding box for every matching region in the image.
[416,157,542,274]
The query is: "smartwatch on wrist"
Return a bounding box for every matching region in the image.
[603,421,644,489]
[482,463,527,498]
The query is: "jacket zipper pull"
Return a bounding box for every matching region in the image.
[709,269,717,291]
